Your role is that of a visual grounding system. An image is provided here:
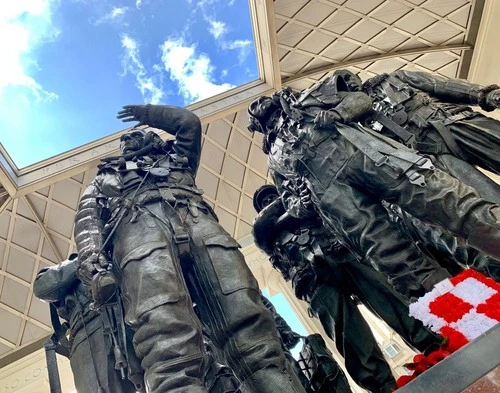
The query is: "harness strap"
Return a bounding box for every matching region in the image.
[415,141,444,155]
[143,192,192,268]
[49,304,71,358]
[428,120,465,160]
[372,112,416,148]
[336,123,434,187]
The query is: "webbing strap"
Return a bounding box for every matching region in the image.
[49,304,70,358]
[372,112,416,147]
[145,192,192,268]
[428,120,465,160]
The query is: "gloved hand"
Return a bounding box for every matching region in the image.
[117,104,150,126]
[297,179,314,211]
[486,89,500,109]
[77,249,108,286]
[314,110,342,129]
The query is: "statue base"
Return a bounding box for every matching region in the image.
[398,324,500,392]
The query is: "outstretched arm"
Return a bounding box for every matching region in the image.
[392,70,500,111]
[117,104,202,175]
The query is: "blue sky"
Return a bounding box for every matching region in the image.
[0,0,258,168]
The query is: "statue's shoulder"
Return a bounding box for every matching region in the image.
[97,157,125,174]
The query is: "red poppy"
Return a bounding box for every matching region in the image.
[396,374,416,388]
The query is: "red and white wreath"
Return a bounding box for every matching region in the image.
[409,269,500,350]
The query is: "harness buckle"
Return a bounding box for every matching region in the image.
[174,232,190,244]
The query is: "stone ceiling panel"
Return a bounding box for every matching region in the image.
[243,170,267,197]
[14,199,36,222]
[0,277,30,314]
[196,166,220,200]
[416,51,458,71]
[248,144,269,177]
[240,194,257,223]
[27,295,51,327]
[277,0,474,82]
[49,236,72,261]
[227,130,252,162]
[321,38,360,61]
[5,249,36,283]
[222,156,246,188]
[344,0,386,14]
[322,10,360,35]
[418,21,463,45]
[424,0,469,17]
[21,322,50,346]
[347,19,385,43]
[237,221,253,241]
[295,1,336,26]
[278,23,311,48]
[368,29,409,52]
[0,243,5,267]
[449,5,471,27]
[207,119,232,149]
[25,195,47,222]
[52,180,82,211]
[71,172,85,184]
[0,213,10,240]
[200,140,225,174]
[11,219,41,254]
[280,51,315,74]
[0,308,22,344]
[214,207,237,236]
[371,1,412,24]
[46,204,75,239]
[234,111,251,134]
[437,61,460,79]
[216,181,241,214]
[394,10,437,35]
[40,238,60,262]
[35,186,50,198]
[298,31,335,55]
[273,0,309,18]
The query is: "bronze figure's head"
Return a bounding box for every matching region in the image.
[333,69,362,92]
[120,129,149,154]
[247,96,279,134]
[253,184,279,213]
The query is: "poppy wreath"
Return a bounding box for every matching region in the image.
[394,270,500,390]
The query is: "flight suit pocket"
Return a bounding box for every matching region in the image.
[202,233,258,295]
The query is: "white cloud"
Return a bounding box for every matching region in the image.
[222,39,252,63]
[121,34,164,104]
[160,38,234,104]
[207,19,227,39]
[111,6,128,18]
[136,0,142,9]
[0,1,60,103]
[93,6,129,25]
[195,0,217,7]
